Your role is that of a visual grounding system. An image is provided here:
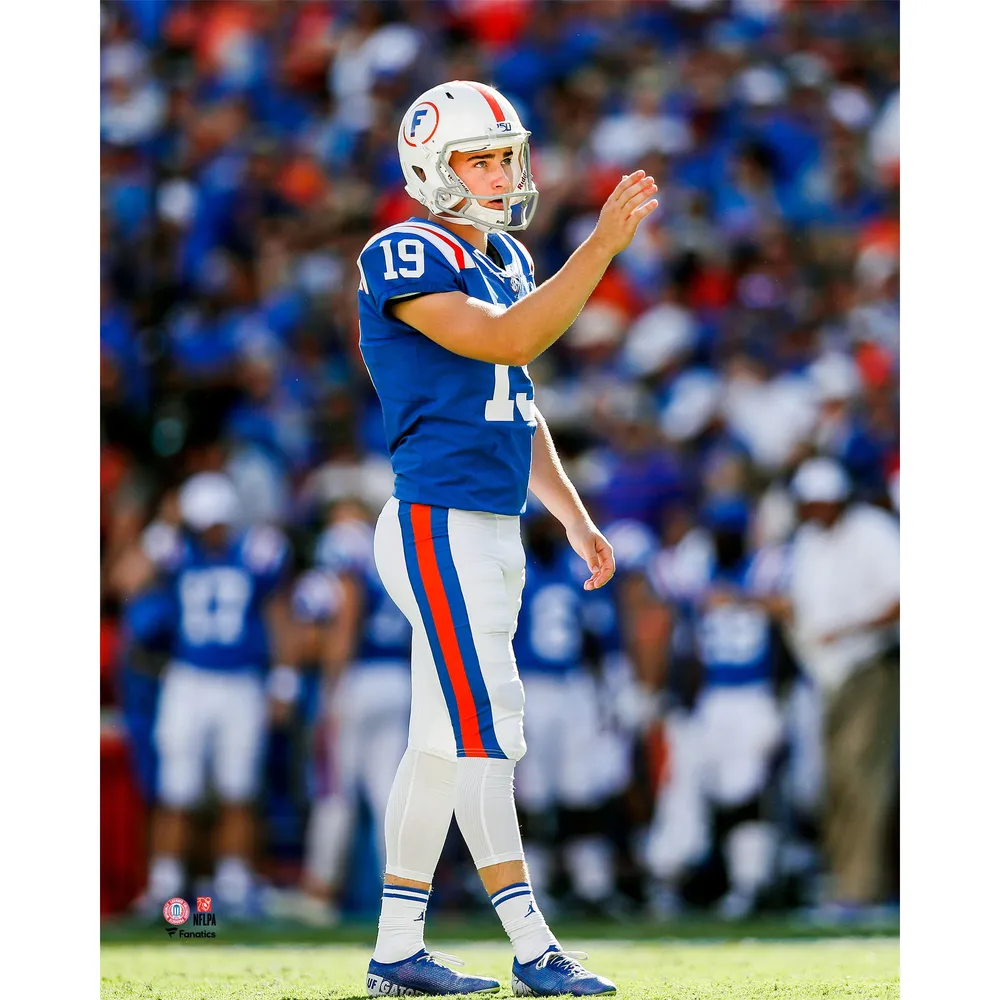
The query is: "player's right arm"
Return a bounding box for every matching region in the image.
[389,170,658,366]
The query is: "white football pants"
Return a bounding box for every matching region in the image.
[303,662,410,888]
[646,684,782,882]
[373,497,527,762]
[154,662,267,808]
[373,497,529,881]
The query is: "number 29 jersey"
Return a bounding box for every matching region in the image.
[357,217,537,516]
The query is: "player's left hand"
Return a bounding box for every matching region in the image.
[566,520,615,590]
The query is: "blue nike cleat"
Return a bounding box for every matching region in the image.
[511,946,617,996]
[366,949,501,996]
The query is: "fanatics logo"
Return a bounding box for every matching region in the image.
[163,897,190,925]
[196,896,213,913]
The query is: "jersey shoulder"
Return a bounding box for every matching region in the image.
[315,520,376,578]
[141,521,185,573]
[357,220,476,314]
[238,524,290,576]
[291,568,344,623]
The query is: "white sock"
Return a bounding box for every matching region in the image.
[215,856,253,906]
[491,881,558,964]
[148,855,184,901]
[373,883,429,963]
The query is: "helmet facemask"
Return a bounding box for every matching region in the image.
[426,133,539,233]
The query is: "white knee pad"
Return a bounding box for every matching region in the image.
[489,674,527,761]
[455,757,525,870]
[383,748,457,883]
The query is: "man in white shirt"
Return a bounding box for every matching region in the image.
[786,458,899,911]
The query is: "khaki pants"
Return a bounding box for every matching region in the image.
[823,649,900,904]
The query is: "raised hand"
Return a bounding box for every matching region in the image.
[590,169,659,257]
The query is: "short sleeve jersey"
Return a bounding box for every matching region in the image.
[694,561,773,688]
[315,521,411,663]
[166,525,289,673]
[513,546,586,676]
[357,217,537,515]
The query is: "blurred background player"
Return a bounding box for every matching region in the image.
[645,497,782,920]
[786,458,900,918]
[139,472,292,917]
[271,499,411,926]
[513,510,622,917]
[745,486,825,909]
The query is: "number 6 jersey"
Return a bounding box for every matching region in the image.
[357,216,537,515]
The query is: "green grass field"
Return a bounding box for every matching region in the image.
[101,938,899,999]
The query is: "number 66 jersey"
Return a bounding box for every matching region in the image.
[357,217,537,516]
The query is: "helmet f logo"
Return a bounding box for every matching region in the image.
[410,109,429,137]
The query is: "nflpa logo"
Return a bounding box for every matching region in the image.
[193,896,217,926]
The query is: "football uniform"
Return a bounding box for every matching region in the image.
[118,584,177,802]
[358,217,538,762]
[747,541,823,817]
[513,544,604,812]
[646,557,782,892]
[301,521,412,886]
[152,524,289,807]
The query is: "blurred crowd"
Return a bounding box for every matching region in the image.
[100,0,900,925]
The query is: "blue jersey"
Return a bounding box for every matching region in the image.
[315,521,411,664]
[513,547,586,676]
[357,217,537,515]
[694,561,772,688]
[166,525,289,673]
[587,518,658,662]
[121,585,177,655]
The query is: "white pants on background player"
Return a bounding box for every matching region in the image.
[518,671,624,904]
[646,685,782,908]
[303,662,411,891]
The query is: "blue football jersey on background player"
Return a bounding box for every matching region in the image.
[167,524,289,672]
[582,518,658,663]
[119,584,178,801]
[357,217,537,515]
[315,522,412,663]
[694,561,773,688]
[513,546,585,676]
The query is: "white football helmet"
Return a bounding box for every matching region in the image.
[179,472,241,532]
[397,80,538,232]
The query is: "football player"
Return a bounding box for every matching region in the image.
[645,498,783,920]
[357,80,657,997]
[513,511,614,915]
[141,472,293,917]
[272,499,412,926]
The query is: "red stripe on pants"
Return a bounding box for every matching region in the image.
[409,504,487,757]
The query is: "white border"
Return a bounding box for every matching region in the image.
[903,2,998,998]
[2,0,95,993]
